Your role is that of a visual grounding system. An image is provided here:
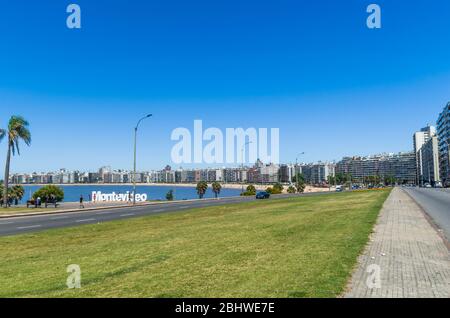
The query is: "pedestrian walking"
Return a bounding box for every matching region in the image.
[79,195,85,209]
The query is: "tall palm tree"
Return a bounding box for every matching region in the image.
[11,185,25,205]
[3,116,31,208]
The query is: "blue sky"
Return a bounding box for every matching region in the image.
[1,0,450,174]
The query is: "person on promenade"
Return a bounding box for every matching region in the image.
[79,195,85,209]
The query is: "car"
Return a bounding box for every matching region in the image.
[335,185,343,192]
[256,191,270,199]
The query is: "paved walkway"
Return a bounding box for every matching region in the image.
[345,188,450,298]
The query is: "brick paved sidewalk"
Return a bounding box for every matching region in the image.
[345,188,450,298]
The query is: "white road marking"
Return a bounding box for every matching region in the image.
[153,209,164,212]
[51,216,68,220]
[96,211,115,215]
[76,218,96,223]
[120,213,135,217]
[17,225,42,230]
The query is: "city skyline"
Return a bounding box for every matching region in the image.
[7,150,418,186]
[1,1,450,175]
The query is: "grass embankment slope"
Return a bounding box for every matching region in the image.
[0,189,391,297]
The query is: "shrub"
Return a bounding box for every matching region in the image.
[272,183,284,194]
[287,186,296,194]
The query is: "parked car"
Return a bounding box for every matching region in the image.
[335,185,343,192]
[256,191,270,199]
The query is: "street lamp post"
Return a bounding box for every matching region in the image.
[241,141,253,194]
[133,114,152,205]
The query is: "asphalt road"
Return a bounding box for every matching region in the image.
[0,192,332,237]
[403,187,450,241]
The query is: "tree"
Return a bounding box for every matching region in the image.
[0,182,4,207]
[212,182,222,199]
[267,183,283,195]
[295,173,306,193]
[3,116,31,208]
[166,190,174,201]
[287,186,296,194]
[0,128,4,148]
[327,175,336,186]
[241,184,256,196]
[10,185,25,205]
[334,173,343,185]
[32,185,64,203]
[384,175,396,186]
[196,181,208,199]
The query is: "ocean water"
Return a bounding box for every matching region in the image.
[20,185,242,203]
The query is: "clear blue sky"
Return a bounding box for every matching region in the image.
[1,0,449,174]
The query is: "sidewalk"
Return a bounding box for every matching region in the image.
[345,188,450,298]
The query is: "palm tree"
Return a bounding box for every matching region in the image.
[196,181,208,199]
[11,185,25,205]
[3,116,31,208]
[211,182,222,199]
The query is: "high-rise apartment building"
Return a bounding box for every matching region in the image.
[421,135,440,185]
[336,152,417,185]
[437,102,450,186]
[300,162,335,185]
[413,126,437,185]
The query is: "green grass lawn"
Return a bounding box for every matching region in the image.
[0,189,390,298]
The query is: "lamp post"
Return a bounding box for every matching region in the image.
[133,114,152,205]
[241,141,253,194]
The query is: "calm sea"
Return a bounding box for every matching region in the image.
[20,185,242,203]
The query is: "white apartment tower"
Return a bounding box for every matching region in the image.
[413,125,438,185]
